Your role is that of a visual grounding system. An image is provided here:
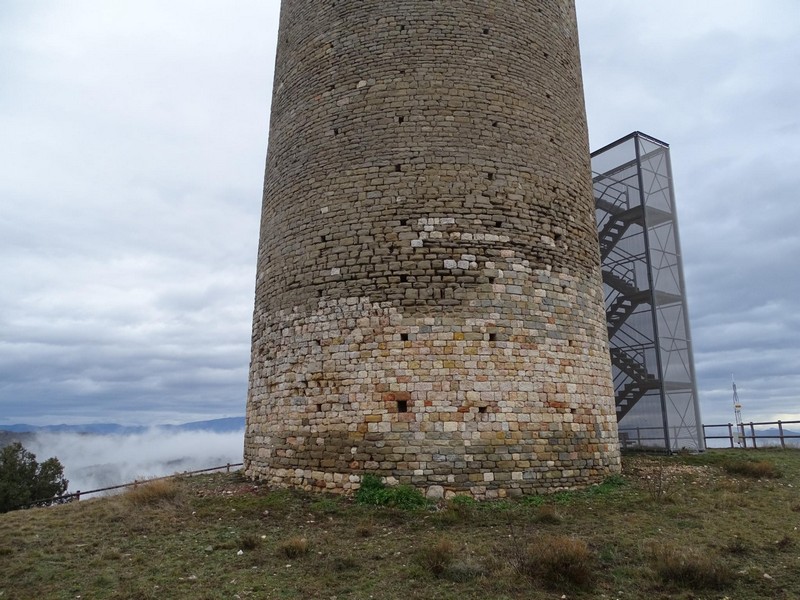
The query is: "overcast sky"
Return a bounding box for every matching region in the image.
[1,1,798,428]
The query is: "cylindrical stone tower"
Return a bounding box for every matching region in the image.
[245,0,620,499]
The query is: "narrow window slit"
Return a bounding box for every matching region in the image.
[478,406,487,414]
[400,333,409,341]
[397,400,408,413]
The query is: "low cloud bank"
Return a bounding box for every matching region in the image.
[26,429,244,495]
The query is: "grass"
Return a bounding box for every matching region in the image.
[651,544,732,590]
[124,478,181,506]
[515,534,596,589]
[722,459,782,478]
[0,448,798,599]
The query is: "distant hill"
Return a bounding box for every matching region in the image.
[751,427,800,443]
[0,417,245,436]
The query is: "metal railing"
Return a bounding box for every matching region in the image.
[703,420,800,449]
[25,462,244,509]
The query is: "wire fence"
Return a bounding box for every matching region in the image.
[25,462,243,509]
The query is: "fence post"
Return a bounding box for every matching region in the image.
[226,463,231,473]
[778,420,785,449]
[726,423,733,448]
[749,422,757,449]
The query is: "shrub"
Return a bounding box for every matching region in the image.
[418,538,455,576]
[724,537,749,555]
[330,556,358,572]
[515,535,595,589]
[355,519,374,537]
[641,462,675,503]
[238,533,262,551]
[278,536,309,558]
[0,442,68,512]
[533,504,563,525]
[355,474,427,509]
[125,478,180,507]
[722,460,781,479]
[775,535,794,551]
[652,545,732,589]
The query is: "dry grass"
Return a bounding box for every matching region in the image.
[723,459,781,479]
[652,544,733,590]
[278,536,309,558]
[513,534,596,589]
[124,478,181,507]
[238,532,262,551]
[418,537,456,576]
[533,504,563,524]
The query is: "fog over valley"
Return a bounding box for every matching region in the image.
[23,429,244,495]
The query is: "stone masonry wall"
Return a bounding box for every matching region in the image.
[245,0,621,499]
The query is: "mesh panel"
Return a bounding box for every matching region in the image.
[593,132,703,451]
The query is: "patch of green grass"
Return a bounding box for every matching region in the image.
[355,474,428,509]
[309,496,342,515]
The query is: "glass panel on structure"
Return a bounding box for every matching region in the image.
[592,132,703,451]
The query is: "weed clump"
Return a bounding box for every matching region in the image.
[652,545,732,590]
[355,474,427,509]
[125,479,181,507]
[722,459,781,479]
[278,536,309,559]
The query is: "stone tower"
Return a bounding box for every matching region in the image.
[245,0,620,499]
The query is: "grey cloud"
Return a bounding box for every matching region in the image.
[2,2,798,431]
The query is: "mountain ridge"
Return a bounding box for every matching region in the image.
[0,416,245,435]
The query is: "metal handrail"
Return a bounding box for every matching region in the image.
[23,462,244,509]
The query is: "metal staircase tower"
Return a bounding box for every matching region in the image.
[592,132,704,451]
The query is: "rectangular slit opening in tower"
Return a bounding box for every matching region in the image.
[478,406,487,414]
[400,333,409,341]
[397,400,408,413]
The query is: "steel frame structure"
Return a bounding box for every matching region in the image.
[592,132,704,451]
